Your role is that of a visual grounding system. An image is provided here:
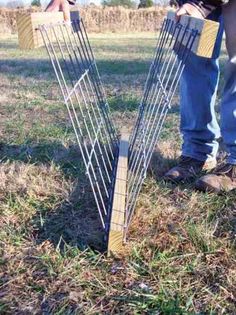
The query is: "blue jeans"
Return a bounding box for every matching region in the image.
[180,7,236,165]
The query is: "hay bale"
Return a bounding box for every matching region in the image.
[76,6,167,33]
[0,6,40,34]
[0,5,167,35]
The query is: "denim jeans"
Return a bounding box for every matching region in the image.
[180,2,236,164]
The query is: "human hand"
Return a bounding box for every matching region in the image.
[45,0,70,21]
[175,3,204,21]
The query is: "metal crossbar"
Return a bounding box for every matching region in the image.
[39,18,119,231]
[125,17,199,239]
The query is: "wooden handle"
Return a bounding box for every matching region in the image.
[167,10,220,58]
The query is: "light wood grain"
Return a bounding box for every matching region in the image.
[16,12,64,49]
[107,132,129,256]
[167,10,219,58]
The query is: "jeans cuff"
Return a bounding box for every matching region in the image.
[226,156,236,165]
[182,152,217,163]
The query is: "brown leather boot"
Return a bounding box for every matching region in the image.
[195,163,236,193]
[164,156,217,183]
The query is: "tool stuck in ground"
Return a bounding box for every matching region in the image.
[39,11,219,256]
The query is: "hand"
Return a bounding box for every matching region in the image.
[175,3,204,21]
[45,0,70,21]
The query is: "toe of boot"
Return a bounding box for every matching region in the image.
[195,174,221,193]
[164,167,187,183]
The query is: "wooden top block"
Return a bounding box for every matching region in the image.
[16,12,65,49]
[16,11,64,25]
[166,10,219,58]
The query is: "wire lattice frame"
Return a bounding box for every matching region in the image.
[125,18,199,238]
[39,18,119,232]
[40,12,219,255]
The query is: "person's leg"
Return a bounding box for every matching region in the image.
[180,10,223,163]
[195,1,236,192]
[220,0,236,164]
[165,9,224,182]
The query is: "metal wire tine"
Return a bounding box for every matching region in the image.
[129,30,197,205]
[128,26,189,193]
[78,20,104,92]
[149,30,198,151]
[70,20,91,72]
[72,19,118,151]
[70,85,110,199]
[64,23,83,78]
[69,21,105,107]
[129,19,171,149]
[85,74,118,152]
[51,25,75,87]
[143,22,182,114]
[136,22,179,132]
[80,19,96,62]
[59,23,81,84]
[72,20,118,146]
[81,74,115,170]
[80,19,119,143]
[40,27,108,227]
[70,20,103,99]
[131,69,188,217]
[39,27,66,98]
[126,23,199,234]
[75,78,112,186]
[133,19,174,122]
[52,22,112,173]
[78,19,95,66]
[132,20,180,144]
[63,22,85,79]
[129,22,186,174]
[86,73,116,160]
[53,23,75,84]
[148,28,197,133]
[129,21,167,149]
[138,19,171,111]
[130,24,185,161]
[60,24,115,168]
[73,20,91,67]
[129,19,175,162]
[40,21,120,230]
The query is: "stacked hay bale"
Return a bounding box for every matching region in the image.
[0,6,39,34]
[77,6,167,32]
[0,5,167,35]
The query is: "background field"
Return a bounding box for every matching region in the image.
[1,32,236,314]
[0,6,167,34]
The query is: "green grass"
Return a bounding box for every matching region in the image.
[0,33,236,314]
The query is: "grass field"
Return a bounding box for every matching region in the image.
[0,32,236,314]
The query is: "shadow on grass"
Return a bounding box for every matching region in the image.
[0,41,19,50]
[0,141,106,252]
[92,41,156,55]
[0,141,178,254]
[97,59,150,76]
[2,140,236,255]
[148,149,177,178]
[0,57,150,79]
[0,58,53,78]
[37,176,107,252]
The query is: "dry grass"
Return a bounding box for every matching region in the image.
[0,32,236,314]
[0,6,167,35]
